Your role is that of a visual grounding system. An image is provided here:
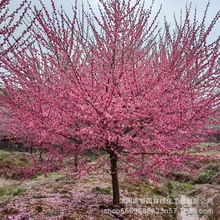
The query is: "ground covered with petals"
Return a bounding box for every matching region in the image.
[0,149,220,220]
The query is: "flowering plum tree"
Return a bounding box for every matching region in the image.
[0,0,31,139]
[0,0,220,205]
[0,0,31,62]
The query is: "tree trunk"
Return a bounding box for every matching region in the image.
[74,152,78,171]
[30,144,33,154]
[109,151,120,205]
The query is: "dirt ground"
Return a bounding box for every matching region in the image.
[0,148,220,220]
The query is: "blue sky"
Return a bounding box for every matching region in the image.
[86,0,220,42]
[7,0,220,43]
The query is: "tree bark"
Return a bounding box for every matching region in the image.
[109,151,120,205]
[74,152,78,171]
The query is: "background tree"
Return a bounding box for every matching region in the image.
[0,0,31,139]
[0,0,31,62]
[0,0,220,205]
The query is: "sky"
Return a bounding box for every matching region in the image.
[6,0,220,43]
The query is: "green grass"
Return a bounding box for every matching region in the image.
[0,150,32,179]
[169,180,195,191]
[141,180,196,199]
[0,150,11,161]
[0,185,26,196]
[200,169,214,180]
[0,150,31,169]
[92,186,112,195]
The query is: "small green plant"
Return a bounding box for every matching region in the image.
[200,169,214,180]
[0,150,11,160]
[50,186,60,193]
[92,186,112,195]
[32,193,47,199]
[0,185,26,196]
[158,180,195,198]
[12,187,26,196]
[169,180,195,190]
